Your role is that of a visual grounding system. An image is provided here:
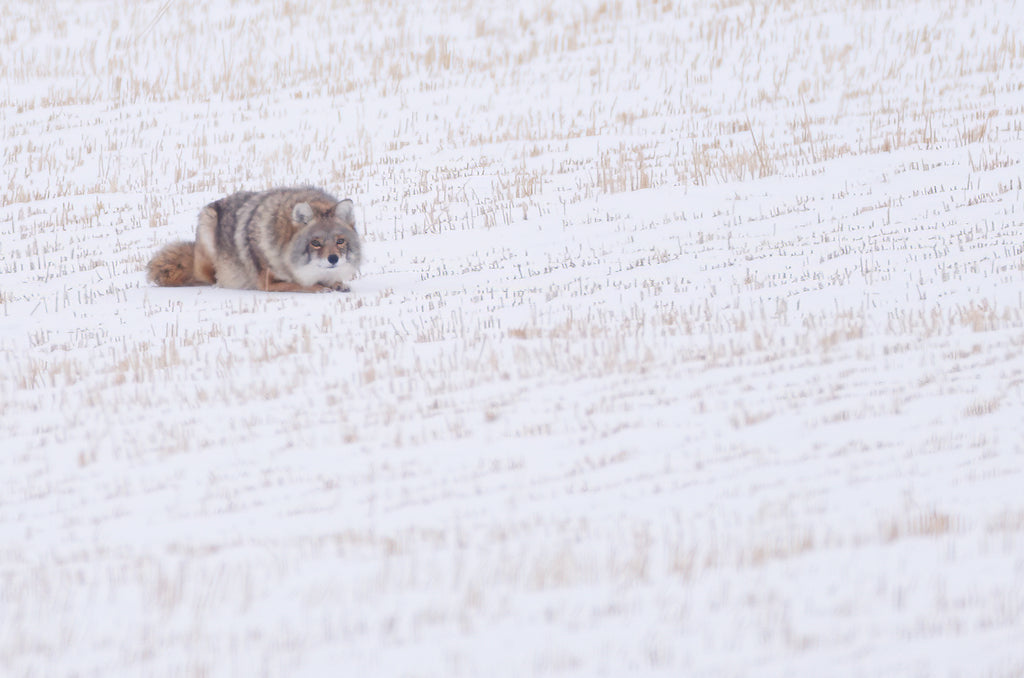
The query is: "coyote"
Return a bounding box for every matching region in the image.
[147,187,362,293]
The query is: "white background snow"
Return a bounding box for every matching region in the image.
[2,0,1024,676]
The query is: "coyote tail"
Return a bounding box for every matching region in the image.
[146,241,198,286]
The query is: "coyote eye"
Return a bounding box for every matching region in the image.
[336,238,346,247]
[310,239,323,249]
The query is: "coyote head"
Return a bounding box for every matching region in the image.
[288,199,362,285]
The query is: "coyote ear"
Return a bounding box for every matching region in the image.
[333,199,355,226]
[292,202,314,225]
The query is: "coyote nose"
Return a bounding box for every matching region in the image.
[327,254,339,265]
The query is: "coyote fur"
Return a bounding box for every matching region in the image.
[147,187,362,293]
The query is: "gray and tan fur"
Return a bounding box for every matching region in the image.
[147,187,362,293]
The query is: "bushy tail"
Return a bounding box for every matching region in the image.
[147,241,199,286]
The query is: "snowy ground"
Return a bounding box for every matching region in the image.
[3,0,1024,676]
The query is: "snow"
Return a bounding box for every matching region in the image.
[2,0,1024,676]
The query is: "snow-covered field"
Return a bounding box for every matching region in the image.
[3,0,1024,675]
